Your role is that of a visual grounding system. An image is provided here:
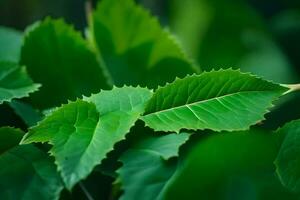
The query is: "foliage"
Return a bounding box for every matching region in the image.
[0,0,300,199]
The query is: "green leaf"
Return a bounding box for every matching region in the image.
[0,127,63,200]
[0,61,40,104]
[117,133,190,200]
[0,26,22,62]
[20,18,111,110]
[90,0,199,88]
[9,100,43,127]
[22,86,152,190]
[142,69,288,132]
[275,119,300,193]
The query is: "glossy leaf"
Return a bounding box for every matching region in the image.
[0,61,40,104]
[118,133,190,200]
[20,18,111,109]
[0,127,63,200]
[91,0,199,88]
[22,86,152,189]
[142,69,288,132]
[275,119,300,193]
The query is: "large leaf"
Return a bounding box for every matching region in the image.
[90,0,199,88]
[117,132,190,200]
[20,18,111,109]
[164,130,298,200]
[22,86,152,189]
[0,127,63,200]
[0,26,22,62]
[0,61,40,104]
[275,119,300,193]
[142,69,289,132]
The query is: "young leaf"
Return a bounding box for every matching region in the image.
[22,86,152,190]
[142,69,289,132]
[0,127,63,200]
[20,18,111,109]
[90,0,199,88]
[0,61,40,104]
[117,133,190,200]
[0,26,22,62]
[275,119,300,193]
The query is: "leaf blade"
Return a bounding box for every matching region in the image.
[0,127,63,200]
[275,119,300,193]
[91,0,199,88]
[20,18,111,109]
[142,69,288,132]
[22,86,152,189]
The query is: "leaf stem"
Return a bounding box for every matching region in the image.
[282,83,300,94]
[79,182,94,200]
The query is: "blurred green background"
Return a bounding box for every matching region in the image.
[1,0,300,199]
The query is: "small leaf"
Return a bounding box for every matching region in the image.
[20,18,111,109]
[275,119,300,193]
[22,86,152,190]
[142,69,288,132]
[0,127,63,200]
[0,61,40,104]
[90,0,199,88]
[0,26,22,62]
[117,133,190,200]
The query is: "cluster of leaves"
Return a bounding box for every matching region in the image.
[1,0,300,199]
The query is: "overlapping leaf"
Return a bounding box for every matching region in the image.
[275,119,300,193]
[20,18,111,109]
[117,133,190,200]
[0,127,63,200]
[90,0,199,88]
[0,61,40,104]
[142,69,289,132]
[22,86,152,189]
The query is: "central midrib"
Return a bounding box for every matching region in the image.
[144,89,281,116]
